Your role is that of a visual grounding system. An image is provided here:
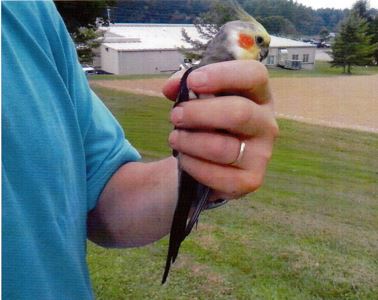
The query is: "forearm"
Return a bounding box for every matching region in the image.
[87,157,178,248]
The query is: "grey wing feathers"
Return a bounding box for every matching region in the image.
[199,27,234,66]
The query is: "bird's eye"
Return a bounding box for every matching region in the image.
[256,36,264,45]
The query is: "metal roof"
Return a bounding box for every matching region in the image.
[102,23,315,51]
[270,36,316,48]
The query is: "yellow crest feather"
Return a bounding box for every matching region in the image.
[228,0,258,23]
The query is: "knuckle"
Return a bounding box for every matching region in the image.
[258,148,273,163]
[180,102,199,125]
[265,149,273,162]
[259,66,269,86]
[207,136,235,162]
[240,172,264,193]
[222,183,240,199]
[250,61,269,86]
[231,100,252,128]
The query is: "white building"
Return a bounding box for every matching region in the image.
[98,24,316,75]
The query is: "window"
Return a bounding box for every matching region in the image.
[267,55,275,65]
[292,54,299,60]
[303,54,309,63]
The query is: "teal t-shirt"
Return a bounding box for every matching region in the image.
[2,1,140,299]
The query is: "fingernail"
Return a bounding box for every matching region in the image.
[189,71,208,87]
[171,107,183,124]
[168,130,179,147]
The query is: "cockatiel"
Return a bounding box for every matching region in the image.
[162,0,270,284]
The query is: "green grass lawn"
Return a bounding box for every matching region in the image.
[88,86,378,299]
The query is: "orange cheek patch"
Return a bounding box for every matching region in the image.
[238,33,254,49]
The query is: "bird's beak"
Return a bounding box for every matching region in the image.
[259,47,269,62]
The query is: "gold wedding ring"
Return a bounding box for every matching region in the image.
[230,140,246,166]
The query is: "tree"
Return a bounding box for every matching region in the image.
[259,15,297,36]
[241,0,322,35]
[369,17,378,64]
[331,13,376,73]
[54,1,115,64]
[351,0,371,20]
[54,1,115,32]
[73,27,104,65]
[110,0,210,24]
[319,27,330,42]
[315,8,346,33]
[350,0,378,64]
[351,0,378,64]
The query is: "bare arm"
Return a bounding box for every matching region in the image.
[87,157,178,248]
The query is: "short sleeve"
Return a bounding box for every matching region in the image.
[84,91,141,210]
[41,3,141,210]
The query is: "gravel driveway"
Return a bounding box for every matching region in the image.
[92,74,378,133]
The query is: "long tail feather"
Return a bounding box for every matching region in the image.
[162,66,215,284]
[185,186,211,236]
[162,170,198,284]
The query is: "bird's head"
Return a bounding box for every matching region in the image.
[225,20,271,62]
[198,0,271,66]
[226,0,270,61]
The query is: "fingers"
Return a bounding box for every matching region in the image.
[169,130,273,171]
[162,60,272,105]
[188,60,271,105]
[178,154,267,198]
[170,97,278,138]
[162,70,185,101]
[170,135,271,198]
[169,130,241,165]
[163,60,278,200]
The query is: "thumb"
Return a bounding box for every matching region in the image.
[162,70,185,101]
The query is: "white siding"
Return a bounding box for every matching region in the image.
[100,45,119,74]
[117,50,184,75]
[99,25,317,74]
[291,47,316,70]
[265,47,316,70]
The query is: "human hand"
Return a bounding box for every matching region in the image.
[162,60,278,200]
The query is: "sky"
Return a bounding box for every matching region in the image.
[294,0,378,10]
